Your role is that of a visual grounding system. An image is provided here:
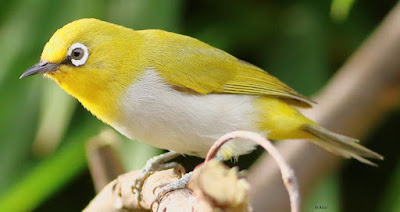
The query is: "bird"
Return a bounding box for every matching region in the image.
[20,18,382,196]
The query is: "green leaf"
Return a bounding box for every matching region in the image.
[330,0,356,22]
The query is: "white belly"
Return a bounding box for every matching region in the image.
[112,69,262,158]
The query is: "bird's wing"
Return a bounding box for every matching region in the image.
[223,60,315,108]
[155,33,314,108]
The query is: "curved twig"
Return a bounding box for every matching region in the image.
[205,131,300,212]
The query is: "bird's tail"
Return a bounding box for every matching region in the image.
[302,124,383,166]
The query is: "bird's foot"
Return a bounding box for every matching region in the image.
[131,151,182,205]
[151,172,193,210]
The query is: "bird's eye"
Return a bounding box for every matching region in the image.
[67,42,89,67]
[72,48,84,60]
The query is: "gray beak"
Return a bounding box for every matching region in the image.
[20,61,59,79]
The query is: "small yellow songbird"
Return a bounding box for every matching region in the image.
[21,19,382,166]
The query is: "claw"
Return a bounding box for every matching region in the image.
[130,151,181,206]
[150,172,193,210]
[151,163,185,194]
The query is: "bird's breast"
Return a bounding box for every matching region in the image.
[111,68,261,158]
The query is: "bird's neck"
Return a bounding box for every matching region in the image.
[46,71,123,125]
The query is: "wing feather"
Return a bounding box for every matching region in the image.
[222,60,315,107]
[149,30,314,108]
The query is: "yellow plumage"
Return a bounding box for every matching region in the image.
[21,18,383,164]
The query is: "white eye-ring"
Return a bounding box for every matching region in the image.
[67,42,89,67]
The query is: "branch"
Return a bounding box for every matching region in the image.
[83,131,299,212]
[248,2,400,211]
[86,130,125,192]
[205,131,300,212]
[83,169,186,212]
[83,160,249,211]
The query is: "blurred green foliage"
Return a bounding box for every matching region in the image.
[331,0,356,22]
[0,0,398,211]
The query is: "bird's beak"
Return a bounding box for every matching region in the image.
[20,61,59,79]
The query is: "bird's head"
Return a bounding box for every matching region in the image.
[20,18,143,124]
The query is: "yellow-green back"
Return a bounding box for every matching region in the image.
[133,29,314,107]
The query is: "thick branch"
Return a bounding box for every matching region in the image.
[83,162,250,212]
[248,2,400,212]
[84,131,299,212]
[83,169,187,212]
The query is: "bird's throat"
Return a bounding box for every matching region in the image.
[45,71,121,125]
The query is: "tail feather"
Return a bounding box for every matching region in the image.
[303,124,383,166]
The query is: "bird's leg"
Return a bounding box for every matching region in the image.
[151,172,193,210]
[149,154,226,209]
[132,151,182,203]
